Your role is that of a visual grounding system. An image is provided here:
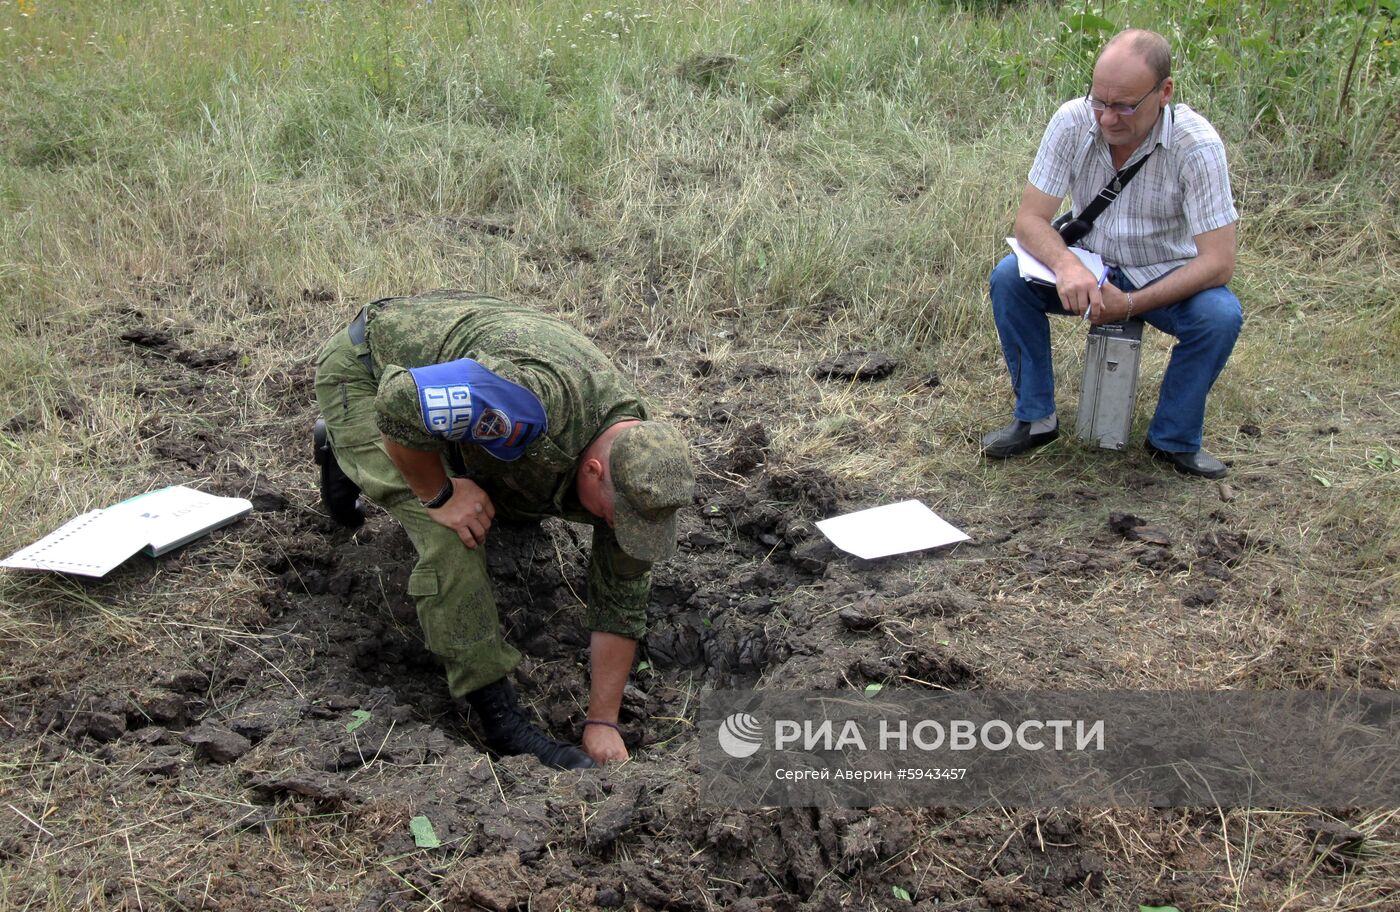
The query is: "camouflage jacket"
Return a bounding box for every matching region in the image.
[366,290,652,637]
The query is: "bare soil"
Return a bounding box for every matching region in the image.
[1,302,1396,911]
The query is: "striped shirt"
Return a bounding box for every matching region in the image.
[1028,100,1238,286]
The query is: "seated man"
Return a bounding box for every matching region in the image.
[313,290,694,769]
[983,28,1242,478]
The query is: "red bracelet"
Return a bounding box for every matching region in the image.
[583,719,623,734]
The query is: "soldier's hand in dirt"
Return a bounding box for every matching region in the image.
[1055,258,1103,318]
[428,477,496,548]
[583,723,629,766]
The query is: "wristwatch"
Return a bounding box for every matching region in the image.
[419,479,455,509]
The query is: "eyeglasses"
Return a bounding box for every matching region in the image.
[1086,78,1165,117]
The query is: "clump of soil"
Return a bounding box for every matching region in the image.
[812,350,897,381]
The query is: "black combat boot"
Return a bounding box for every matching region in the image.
[464,678,596,771]
[313,418,365,528]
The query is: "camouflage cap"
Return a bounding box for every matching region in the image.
[609,421,695,562]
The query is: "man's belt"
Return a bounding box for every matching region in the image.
[347,307,378,378]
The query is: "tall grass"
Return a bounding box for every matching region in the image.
[0,0,1396,549]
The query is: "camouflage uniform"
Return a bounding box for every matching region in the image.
[313,291,669,698]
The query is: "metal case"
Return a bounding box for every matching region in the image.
[1075,319,1145,450]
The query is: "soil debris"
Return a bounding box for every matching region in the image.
[248,771,356,805]
[906,370,942,392]
[1109,511,1171,546]
[175,345,239,368]
[85,711,128,743]
[6,276,1391,912]
[1197,529,1251,565]
[1181,585,1219,608]
[790,537,835,573]
[839,602,881,632]
[120,326,175,350]
[586,781,646,852]
[183,722,252,763]
[731,362,786,381]
[249,490,290,512]
[725,421,771,475]
[812,350,897,381]
[135,748,185,778]
[443,852,534,911]
[1304,817,1366,868]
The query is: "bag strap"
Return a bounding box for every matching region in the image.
[1074,150,1154,230]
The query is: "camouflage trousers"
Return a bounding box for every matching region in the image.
[314,327,521,697]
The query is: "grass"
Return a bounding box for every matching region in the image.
[0,0,1397,909]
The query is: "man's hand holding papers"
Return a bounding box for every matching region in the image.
[1006,238,1108,288]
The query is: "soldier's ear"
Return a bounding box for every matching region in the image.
[577,456,606,498]
[576,456,609,517]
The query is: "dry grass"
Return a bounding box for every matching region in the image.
[0,1,1397,909]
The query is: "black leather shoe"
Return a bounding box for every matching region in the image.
[1145,442,1228,479]
[314,418,365,528]
[981,419,1059,459]
[464,678,597,771]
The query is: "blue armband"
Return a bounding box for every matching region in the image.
[407,359,547,461]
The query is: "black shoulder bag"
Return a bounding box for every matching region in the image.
[1052,150,1154,246]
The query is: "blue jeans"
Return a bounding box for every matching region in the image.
[989,253,1242,453]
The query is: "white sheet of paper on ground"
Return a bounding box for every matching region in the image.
[1006,238,1107,286]
[1,485,253,577]
[815,500,970,560]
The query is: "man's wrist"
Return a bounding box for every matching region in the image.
[584,705,621,724]
[419,478,454,509]
[1051,250,1087,275]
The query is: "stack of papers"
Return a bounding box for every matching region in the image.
[2,485,252,577]
[1006,238,1108,287]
